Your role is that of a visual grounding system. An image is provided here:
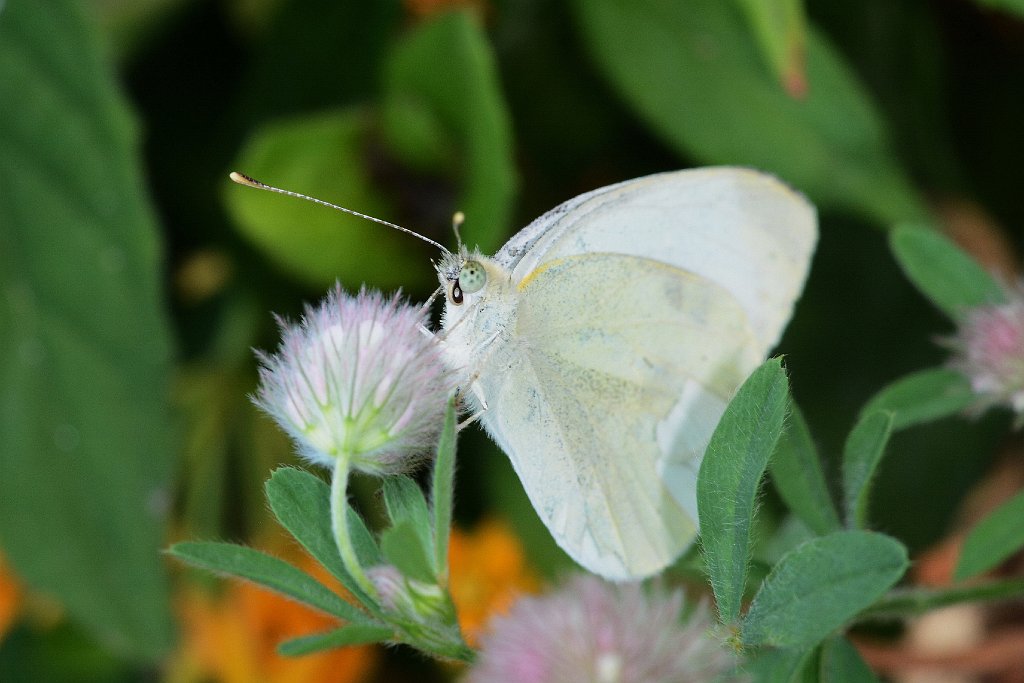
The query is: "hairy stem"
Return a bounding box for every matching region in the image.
[331,456,377,599]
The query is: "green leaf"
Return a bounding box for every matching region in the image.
[0,0,175,660]
[770,403,841,535]
[955,490,1024,580]
[858,577,1024,618]
[238,1,399,119]
[860,368,975,431]
[169,541,370,624]
[432,400,458,577]
[265,468,374,606]
[382,476,435,574]
[698,358,791,624]
[842,412,894,528]
[974,0,1024,19]
[347,502,383,569]
[733,0,808,96]
[742,530,908,649]
[380,520,437,583]
[890,225,1006,320]
[819,636,880,683]
[226,109,431,290]
[176,369,233,540]
[758,515,818,567]
[277,624,393,657]
[572,0,926,226]
[745,645,819,683]
[382,9,516,252]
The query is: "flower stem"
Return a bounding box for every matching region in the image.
[856,577,1024,621]
[331,456,377,599]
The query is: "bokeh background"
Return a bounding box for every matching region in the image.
[2,0,1023,680]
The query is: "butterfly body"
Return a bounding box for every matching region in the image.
[436,167,817,580]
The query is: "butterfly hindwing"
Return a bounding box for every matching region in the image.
[478,253,761,578]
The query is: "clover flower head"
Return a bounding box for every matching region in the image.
[948,281,1024,417]
[254,286,455,474]
[466,575,741,683]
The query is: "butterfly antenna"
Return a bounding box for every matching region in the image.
[451,211,466,251]
[229,172,451,254]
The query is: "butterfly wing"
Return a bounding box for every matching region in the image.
[495,167,817,354]
[478,253,762,579]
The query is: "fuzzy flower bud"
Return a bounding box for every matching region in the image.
[466,575,741,683]
[368,564,453,622]
[254,286,455,474]
[947,282,1024,418]
[366,564,465,658]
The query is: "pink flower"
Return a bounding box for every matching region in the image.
[254,286,455,474]
[948,282,1024,417]
[466,576,740,683]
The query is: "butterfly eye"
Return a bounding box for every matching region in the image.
[459,261,487,294]
[450,282,464,305]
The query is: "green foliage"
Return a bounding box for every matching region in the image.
[432,401,458,577]
[572,0,927,226]
[0,622,135,683]
[841,411,895,528]
[170,402,472,662]
[742,531,908,649]
[745,636,880,683]
[769,403,842,536]
[7,0,1024,676]
[277,624,394,657]
[382,477,436,576]
[699,358,790,624]
[860,368,975,431]
[168,542,372,624]
[818,636,881,683]
[890,225,1007,320]
[746,645,819,683]
[974,0,1024,17]
[0,0,174,660]
[733,0,808,93]
[226,109,426,290]
[380,521,437,584]
[382,10,516,253]
[955,490,1024,580]
[265,467,374,605]
[226,9,515,290]
[345,501,385,568]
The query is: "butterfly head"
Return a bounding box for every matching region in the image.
[435,245,491,307]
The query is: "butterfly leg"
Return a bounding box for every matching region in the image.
[453,330,503,430]
[456,381,489,430]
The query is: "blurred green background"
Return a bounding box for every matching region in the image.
[1,0,1022,680]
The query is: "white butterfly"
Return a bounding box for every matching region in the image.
[230,166,817,580]
[434,167,816,580]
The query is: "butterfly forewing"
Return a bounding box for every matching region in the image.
[497,167,816,353]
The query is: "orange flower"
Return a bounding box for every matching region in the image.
[447,519,539,645]
[0,553,23,642]
[171,548,377,683]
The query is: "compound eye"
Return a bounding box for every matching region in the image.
[458,261,487,294]
[450,281,464,305]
